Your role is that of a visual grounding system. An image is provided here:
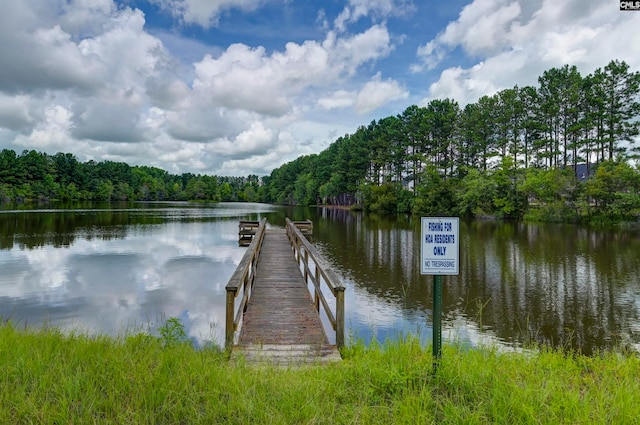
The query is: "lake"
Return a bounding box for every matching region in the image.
[1,202,639,354]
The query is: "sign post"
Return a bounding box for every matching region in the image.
[421,217,459,372]
[432,274,443,364]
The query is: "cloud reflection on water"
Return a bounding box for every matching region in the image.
[0,212,250,347]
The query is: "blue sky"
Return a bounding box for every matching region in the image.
[0,0,638,176]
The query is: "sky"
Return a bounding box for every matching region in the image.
[0,0,639,177]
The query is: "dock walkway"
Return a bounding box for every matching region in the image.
[226,219,344,365]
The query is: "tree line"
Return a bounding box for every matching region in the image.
[0,149,262,203]
[1,59,639,223]
[261,59,640,223]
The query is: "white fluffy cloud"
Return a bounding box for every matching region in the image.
[415,0,522,70]
[0,94,36,133]
[0,1,403,175]
[149,0,264,28]
[316,72,408,115]
[355,73,408,114]
[0,0,637,176]
[0,8,106,94]
[317,90,356,110]
[192,41,330,115]
[14,105,75,152]
[418,0,640,106]
[334,0,415,32]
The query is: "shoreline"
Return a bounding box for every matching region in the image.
[316,204,358,211]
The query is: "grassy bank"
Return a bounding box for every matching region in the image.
[1,323,639,424]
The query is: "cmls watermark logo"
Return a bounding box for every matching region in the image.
[620,1,640,10]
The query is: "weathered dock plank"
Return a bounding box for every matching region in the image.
[233,228,340,365]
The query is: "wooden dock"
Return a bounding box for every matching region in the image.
[238,220,260,246]
[226,218,345,365]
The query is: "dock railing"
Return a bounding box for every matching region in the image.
[225,217,267,349]
[238,220,261,246]
[291,220,313,237]
[285,218,346,348]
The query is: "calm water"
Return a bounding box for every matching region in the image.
[1,202,639,354]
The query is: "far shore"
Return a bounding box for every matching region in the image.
[316,204,359,210]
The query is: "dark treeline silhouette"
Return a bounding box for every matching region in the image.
[0,150,263,204]
[260,59,640,223]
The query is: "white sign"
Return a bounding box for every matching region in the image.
[421,217,459,275]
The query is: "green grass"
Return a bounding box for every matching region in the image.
[1,322,639,424]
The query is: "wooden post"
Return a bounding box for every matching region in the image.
[225,288,237,350]
[303,249,309,283]
[314,265,320,312]
[335,287,345,349]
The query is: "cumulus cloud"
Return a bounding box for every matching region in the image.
[78,8,170,93]
[14,104,74,151]
[2,0,633,177]
[158,22,393,150]
[0,94,36,133]
[214,130,300,176]
[149,0,264,28]
[355,73,408,114]
[327,24,394,76]
[0,0,406,176]
[0,18,105,93]
[205,122,275,159]
[0,0,115,93]
[334,0,415,32]
[413,0,523,72]
[146,79,191,111]
[418,0,640,106]
[317,73,408,115]
[59,0,116,36]
[317,90,356,110]
[192,42,328,116]
[72,101,146,143]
